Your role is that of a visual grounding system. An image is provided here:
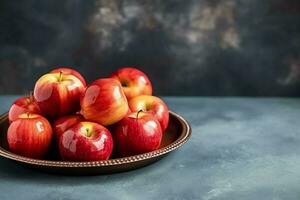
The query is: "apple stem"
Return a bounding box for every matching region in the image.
[58,71,63,82]
[86,128,90,137]
[137,110,143,118]
[24,91,33,105]
[29,91,34,102]
[27,112,30,118]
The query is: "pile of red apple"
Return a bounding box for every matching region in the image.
[7,67,169,161]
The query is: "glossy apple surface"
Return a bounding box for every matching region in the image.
[110,67,152,100]
[8,96,40,123]
[7,113,53,159]
[114,112,162,157]
[53,114,84,141]
[34,70,86,118]
[50,67,87,86]
[59,121,113,161]
[80,78,129,126]
[128,95,169,132]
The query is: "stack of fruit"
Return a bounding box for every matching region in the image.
[7,67,169,161]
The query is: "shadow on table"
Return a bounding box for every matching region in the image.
[0,152,177,186]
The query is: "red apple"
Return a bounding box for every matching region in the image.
[53,114,84,141]
[110,67,152,100]
[128,95,169,132]
[34,70,86,118]
[59,121,113,161]
[50,67,87,86]
[114,111,162,157]
[8,96,40,123]
[7,113,53,159]
[80,78,129,126]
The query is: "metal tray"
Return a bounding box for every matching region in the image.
[0,111,191,175]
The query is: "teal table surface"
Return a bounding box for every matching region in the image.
[0,96,300,200]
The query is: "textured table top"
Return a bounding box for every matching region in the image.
[0,96,300,200]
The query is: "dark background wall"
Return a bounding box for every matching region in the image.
[1,0,300,96]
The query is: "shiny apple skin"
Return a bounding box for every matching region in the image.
[114,112,162,157]
[129,95,169,132]
[7,113,53,159]
[8,96,41,123]
[110,67,152,100]
[80,78,129,126]
[59,122,113,161]
[50,67,87,86]
[34,72,86,118]
[53,114,84,141]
